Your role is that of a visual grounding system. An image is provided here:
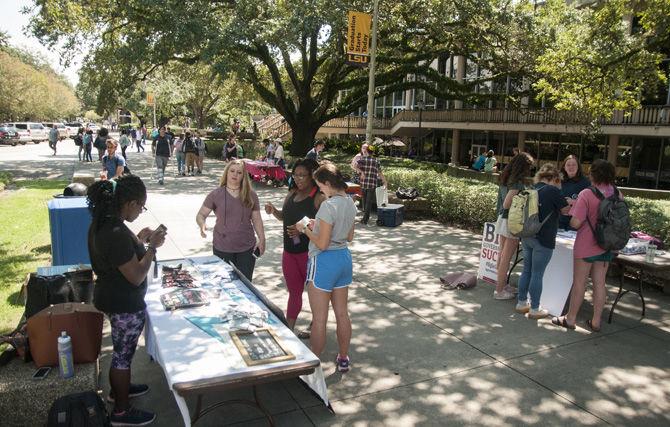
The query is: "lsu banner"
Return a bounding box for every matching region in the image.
[346,11,372,68]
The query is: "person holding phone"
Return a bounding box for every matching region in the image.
[196,159,266,281]
[87,174,165,426]
[295,163,356,372]
[265,159,325,333]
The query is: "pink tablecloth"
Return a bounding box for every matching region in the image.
[244,160,287,182]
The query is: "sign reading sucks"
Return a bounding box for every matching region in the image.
[346,11,372,67]
[477,222,500,285]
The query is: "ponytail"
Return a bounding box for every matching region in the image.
[313,162,347,191]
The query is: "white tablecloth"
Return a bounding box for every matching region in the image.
[144,256,328,427]
[538,234,575,316]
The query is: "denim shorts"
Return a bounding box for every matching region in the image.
[307,248,353,292]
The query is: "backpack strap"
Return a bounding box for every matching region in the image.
[589,186,605,200]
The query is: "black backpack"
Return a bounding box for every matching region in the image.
[586,186,631,251]
[396,187,419,200]
[47,391,110,427]
[74,135,83,146]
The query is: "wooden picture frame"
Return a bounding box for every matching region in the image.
[230,328,295,366]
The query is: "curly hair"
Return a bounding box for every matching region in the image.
[288,158,319,191]
[589,159,616,185]
[534,163,561,183]
[499,152,533,186]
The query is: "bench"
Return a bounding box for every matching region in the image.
[0,357,99,426]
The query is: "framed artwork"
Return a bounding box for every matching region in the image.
[230,328,295,366]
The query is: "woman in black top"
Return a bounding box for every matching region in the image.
[559,155,590,230]
[265,159,325,332]
[224,136,238,161]
[87,175,166,426]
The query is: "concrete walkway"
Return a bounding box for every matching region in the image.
[3,141,670,426]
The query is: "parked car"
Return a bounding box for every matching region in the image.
[0,125,21,146]
[5,122,48,144]
[43,122,70,140]
[87,123,100,132]
[65,122,83,135]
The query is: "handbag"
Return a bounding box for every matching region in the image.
[23,269,94,319]
[27,303,104,367]
[396,187,419,200]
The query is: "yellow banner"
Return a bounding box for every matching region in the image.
[146,93,155,105]
[346,11,372,68]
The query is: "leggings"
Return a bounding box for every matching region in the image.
[282,251,308,319]
[108,310,146,370]
[213,247,256,282]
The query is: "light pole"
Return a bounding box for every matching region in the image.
[417,100,424,156]
[365,0,380,144]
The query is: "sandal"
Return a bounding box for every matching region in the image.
[585,319,601,332]
[296,329,311,339]
[551,316,576,330]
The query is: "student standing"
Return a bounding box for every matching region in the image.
[83,129,94,162]
[305,141,325,162]
[194,132,206,174]
[87,175,166,426]
[182,132,198,176]
[494,152,533,300]
[296,163,357,372]
[196,159,266,281]
[357,146,387,225]
[515,164,570,319]
[265,159,325,332]
[559,155,590,230]
[553,160,622,332]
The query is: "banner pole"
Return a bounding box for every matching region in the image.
[365,0,380,144]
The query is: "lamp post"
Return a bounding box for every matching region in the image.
[417,100,424,156]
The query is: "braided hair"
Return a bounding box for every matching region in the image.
[87,174,146,244]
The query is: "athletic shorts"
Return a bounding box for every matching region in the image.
[307,248,353,292]
[583,251,613,263]
[495,215,518,240]
[108,310,146,370]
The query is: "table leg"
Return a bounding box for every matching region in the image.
[190,386,275,426]
[507,247,523,286]
[608,265,628,324]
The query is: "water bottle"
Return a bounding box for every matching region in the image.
[57,331,74,379]
[645,243,657,263]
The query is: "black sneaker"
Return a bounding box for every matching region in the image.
[107,384,150,403]
[110,406,156,426]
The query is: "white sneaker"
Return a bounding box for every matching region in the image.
[515,301,530,313]
[493,290,515,300]
[504,284,518,294]
[528,308,549,319]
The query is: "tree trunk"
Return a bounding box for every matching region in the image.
[289,123,319,156]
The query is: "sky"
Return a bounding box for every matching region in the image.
[1,0,81,85]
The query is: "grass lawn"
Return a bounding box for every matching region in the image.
[0,179,68,334]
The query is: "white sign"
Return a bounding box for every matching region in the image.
[477,222,500,285]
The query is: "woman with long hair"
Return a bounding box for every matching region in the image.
[515,164,570,319]
[196,159,265,281]
[494,152,534,300]
[265,159,325,333]
[553,160,621,332]
[87,174,165,426]
[559,155,590,230]
[295,163,357,372]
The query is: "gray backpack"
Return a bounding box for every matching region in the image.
[586,186,631,251]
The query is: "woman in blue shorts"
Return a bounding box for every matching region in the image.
[295,163,357,373]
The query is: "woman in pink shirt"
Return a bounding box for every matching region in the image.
[552,160,619,332]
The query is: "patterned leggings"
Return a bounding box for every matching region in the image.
[109,310,146,370]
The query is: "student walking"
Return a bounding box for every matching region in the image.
[119,130,131,160]
[83,129,94,162]
[296,163,357,372]
[515,164,570,319]
[48,125,59,155]
[182,132,198,176]
[173,134,185,176]
[152,127,172,185]
[74,128,84,161]
[194,132,206,174]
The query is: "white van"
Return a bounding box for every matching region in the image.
[6,122,48,144]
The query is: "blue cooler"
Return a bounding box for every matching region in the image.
[377,204,404,227]
[48,197,92,265]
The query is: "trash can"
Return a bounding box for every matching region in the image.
[48,197,92,265]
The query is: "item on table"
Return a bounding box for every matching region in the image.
[645,243,657,263]
[620,238,650,255]
[162,265,197,288]
[160,289,209,311]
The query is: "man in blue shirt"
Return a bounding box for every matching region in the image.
[101,139,126,180]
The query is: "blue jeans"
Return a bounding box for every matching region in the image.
[176,152,185,174]
[518,238,554,309]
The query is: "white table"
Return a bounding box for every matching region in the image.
[144,256,329,426]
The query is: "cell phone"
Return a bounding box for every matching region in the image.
[252,247,261,259]
[32,367,51,380]
[157,224,167,233]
